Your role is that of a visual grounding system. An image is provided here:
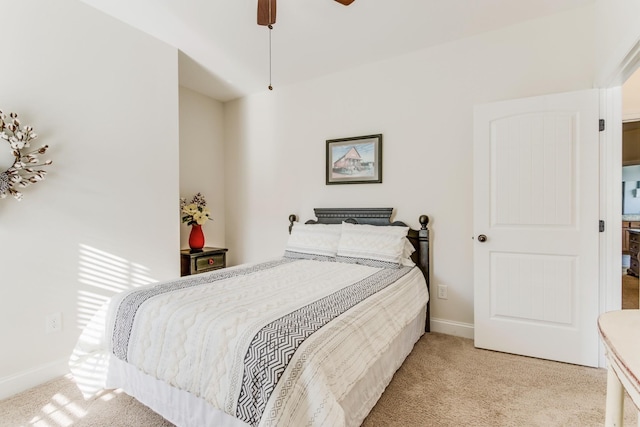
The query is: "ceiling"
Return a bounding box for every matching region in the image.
[81,0,595,102]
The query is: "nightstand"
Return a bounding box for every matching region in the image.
[180,247,228,276]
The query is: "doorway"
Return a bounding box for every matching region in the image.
[621,70,640,309]
[621,71,640,309]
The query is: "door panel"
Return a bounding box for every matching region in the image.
[474,89,600,367]
[492,253,575,326]
[492,112,575,227]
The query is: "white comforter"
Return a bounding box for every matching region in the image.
[70,258,428,427]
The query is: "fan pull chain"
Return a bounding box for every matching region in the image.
[268,24,273,90]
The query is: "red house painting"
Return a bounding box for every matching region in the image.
[332,146,364,175]
[326,134,382,184]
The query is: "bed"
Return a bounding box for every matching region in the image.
[70,207,430,427]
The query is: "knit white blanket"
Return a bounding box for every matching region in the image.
[70,259,428,427]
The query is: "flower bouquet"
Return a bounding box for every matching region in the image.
[180,193,211,250]
[180,192,211,225]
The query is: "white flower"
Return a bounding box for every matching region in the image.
[193,211,207,225]
[193,207,211,225]
[182,203,198,216]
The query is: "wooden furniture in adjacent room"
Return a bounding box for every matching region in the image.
[598,310,640,427]
[627,230,640,277]
[622,221,640,254]
[180,247,227,276]
[623,121,640,166]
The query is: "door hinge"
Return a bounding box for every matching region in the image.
[599,220,605,232]
[599,119,605,132]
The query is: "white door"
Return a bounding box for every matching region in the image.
[473,89,600,367]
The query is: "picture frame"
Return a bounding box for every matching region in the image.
[326,134,382,185]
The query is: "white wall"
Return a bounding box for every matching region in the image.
[595,0,640,85]
[179,87,226,249]
[0,0,179,399]
[224,6,596,331]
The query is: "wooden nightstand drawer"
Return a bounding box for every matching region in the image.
[195,253,225,272]
[181,247,228,276]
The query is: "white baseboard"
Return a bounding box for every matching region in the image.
[430,317,475,340]
[0,358,69,400]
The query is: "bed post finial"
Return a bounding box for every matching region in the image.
[419,215,429,229]
[288,214,297,234]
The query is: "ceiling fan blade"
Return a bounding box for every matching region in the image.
[258,0,276,26]
[334,0,355,5]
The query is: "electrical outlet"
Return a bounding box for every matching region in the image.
[437,284,448,299]
[45,312,62,334]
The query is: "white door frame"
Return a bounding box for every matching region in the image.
[599,39,640,368]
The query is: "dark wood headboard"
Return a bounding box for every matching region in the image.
[288,207,430,332]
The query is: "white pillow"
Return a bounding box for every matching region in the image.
[284,223,341,260]
[336,222,409,267]
[403,238,415,258]
[402,238,416,267]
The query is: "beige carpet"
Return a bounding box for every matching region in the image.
[622,273,640,309]
[0,333,637,427]
[362,333,637,427]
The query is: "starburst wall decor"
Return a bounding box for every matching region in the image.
[0,110,53,201]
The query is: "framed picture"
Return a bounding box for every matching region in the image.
[326,134,382,185]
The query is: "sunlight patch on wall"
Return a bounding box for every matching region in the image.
[76,244,156,330]
[76,290,110,329]
[71,244,158,398]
